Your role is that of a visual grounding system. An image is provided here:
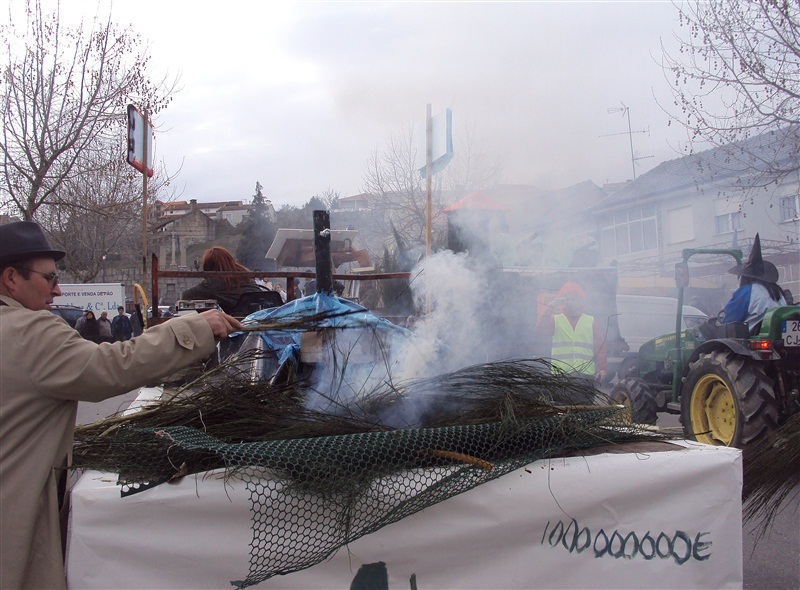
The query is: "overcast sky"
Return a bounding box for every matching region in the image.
[19,1,693,207]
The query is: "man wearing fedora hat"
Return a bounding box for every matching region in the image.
[722,233,787,332]
[0,221,243,589]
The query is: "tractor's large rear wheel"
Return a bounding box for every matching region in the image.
[616,356,639,382]
[680,349,779,447]
[611,377,658,425]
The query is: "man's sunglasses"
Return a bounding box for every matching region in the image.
[20,268,59,287]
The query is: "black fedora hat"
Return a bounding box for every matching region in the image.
[0,221,66,267]
[728,233,779,283]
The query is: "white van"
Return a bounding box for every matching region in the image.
[615,294,708,353]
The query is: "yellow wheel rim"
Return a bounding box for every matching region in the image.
[612,391,633,423]
[689,374,736,445]
[613,392,631,407]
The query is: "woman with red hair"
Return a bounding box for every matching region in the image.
[180,246,267,314]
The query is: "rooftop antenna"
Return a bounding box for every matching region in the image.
[602,102,653,179]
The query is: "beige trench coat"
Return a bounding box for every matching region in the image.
[0,296,216,589]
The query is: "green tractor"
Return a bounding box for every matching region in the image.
[612,247,800,447]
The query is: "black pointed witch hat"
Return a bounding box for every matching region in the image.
[728,233,779,283]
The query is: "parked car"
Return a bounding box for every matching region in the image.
[616,294,708,353]
[49,304,85,329]
[147,305,173,318]
[611,294,707,383]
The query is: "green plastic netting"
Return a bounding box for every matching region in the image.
[107,407,632,588]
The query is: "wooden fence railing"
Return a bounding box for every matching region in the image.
[150,254,412,319]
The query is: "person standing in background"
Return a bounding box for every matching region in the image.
[74,309,88,333]
[274,282,287,302]
[97,310,113,342]
[78,310,102,343]
[252,268,267,288]
[111,306,133,341]
[539,281,607,385]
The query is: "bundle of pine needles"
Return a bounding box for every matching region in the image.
[72,349,379,472]
[742,413,800,532]
[72,356,645,487]
[356,358,607,428]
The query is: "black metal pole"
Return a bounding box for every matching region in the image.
[313,210,333,294]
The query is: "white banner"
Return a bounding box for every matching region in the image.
[66,439,742,589]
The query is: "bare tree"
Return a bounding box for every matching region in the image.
[442,120,503,194]
[360,124,447,257]
[316,187,341,211]
[663,1,800,191]
[34,134,173,281]
[0,0,174,222]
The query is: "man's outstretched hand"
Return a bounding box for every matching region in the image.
[199,309,244,340]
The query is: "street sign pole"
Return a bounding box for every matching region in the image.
[425,103,433,314]
[127,104,154,292]
[425,103,433,259]
[141,109,149,290]
[417,104,453,315]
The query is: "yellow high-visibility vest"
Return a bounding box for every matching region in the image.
[551,313,595,375]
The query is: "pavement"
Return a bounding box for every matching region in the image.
[743,499,799,590]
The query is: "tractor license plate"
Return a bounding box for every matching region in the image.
[783,319,800,347]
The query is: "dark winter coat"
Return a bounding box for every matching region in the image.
[79,318,103,343]
[180,278,267,314]
[111,314,133,341]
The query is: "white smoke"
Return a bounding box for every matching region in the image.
[393,250,490,380]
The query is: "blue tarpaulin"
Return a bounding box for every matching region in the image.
[228,292,413,384]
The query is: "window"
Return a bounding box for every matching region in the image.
[600,205,658,256]
[714,198,743,235]
[714,211,743,235]
[779,195,799,222]
[667,206,694,243]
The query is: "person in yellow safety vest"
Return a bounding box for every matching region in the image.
[541,281,607,383]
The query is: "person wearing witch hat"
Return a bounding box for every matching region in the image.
[0,221,243,589]
[722,233,787,332]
